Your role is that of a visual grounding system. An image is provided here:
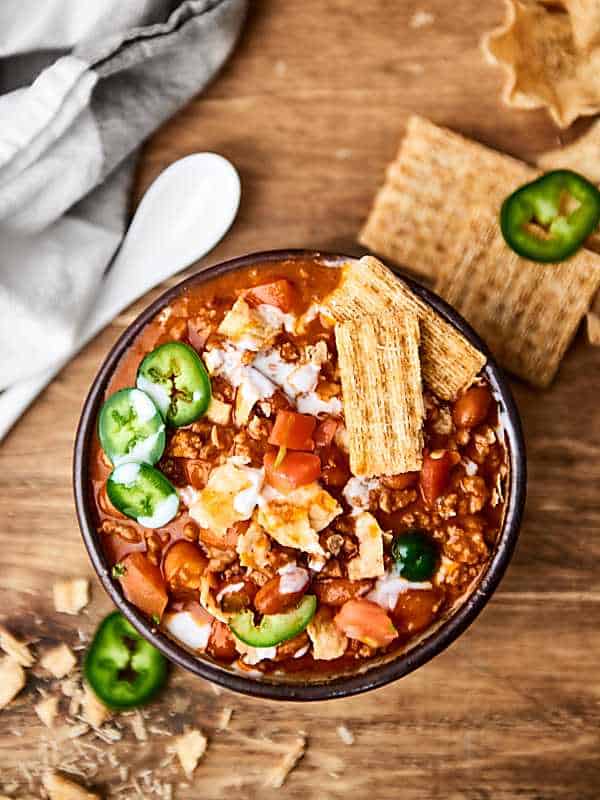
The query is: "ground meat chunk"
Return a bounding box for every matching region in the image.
[167,430,204,459]
[378,487,418,514]
[100,519,141,543]
[469,425,497,463]
[280,340,300,361]
[459,476,488,514]
[158,456,189,487]
[247,414,272,441]
[442,523,489,565]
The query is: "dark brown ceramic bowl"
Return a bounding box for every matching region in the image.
[73,249,526,701]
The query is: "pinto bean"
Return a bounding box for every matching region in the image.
[313,578,373,607]
[420,450,454,506]
[452,386,492,429]
[217,578,258,613]
[254,570,309,615]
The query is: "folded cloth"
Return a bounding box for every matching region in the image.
[0,0,247,396]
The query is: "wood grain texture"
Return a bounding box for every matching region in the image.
[1,1,599,797]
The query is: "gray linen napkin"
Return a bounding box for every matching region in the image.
[0,0,247,424]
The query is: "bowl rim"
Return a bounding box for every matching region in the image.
[73,248,526,701]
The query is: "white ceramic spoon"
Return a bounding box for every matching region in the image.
[0,153,241,441]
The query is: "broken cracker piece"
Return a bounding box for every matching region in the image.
[43,771,99,800]
[327,256,486,400]
[337,724,355,745]
[0,625,34,667]
[0,657,25,709]
[35,694,60,728]
[359,115,535,279]
[435,215,600,387]
[266,735,306,789]
[335,309,424,476]
[307,608,348,660]
[175,728,208,778]
[482,0,600,128]
[217,706,234,730]
[82,684,111,729]
[40,643,77,679]
[53,578,90,615]
[347,512,386,580]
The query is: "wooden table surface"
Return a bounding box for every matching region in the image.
[2,2,599,798]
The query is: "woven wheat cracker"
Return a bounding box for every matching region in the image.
[326,256,486,400]
[359,115,535,279]
[435,216,600,387]
[335,311,423,477]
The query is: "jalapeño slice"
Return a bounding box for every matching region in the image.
[229,595,317,648]
[500,169,600,262]
[391,529,439,582]
[136,342,211,427]
[84,612,167,709]
[98,388,165,467]
[107,463,179,528]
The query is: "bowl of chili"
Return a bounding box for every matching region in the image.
[74,249,526,701]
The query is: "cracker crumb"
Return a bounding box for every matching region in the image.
[265,735,306,788]
[82,684,111,729]
[409,9,435,28]
[335,148,353,160]
[43,770,99,799]
[174,729,207,778]
[217,706,234,730]
[336,724,354,745]
[0,657,26,709]
[128,710,148,741]
[0,625,34,667]
[41,644,77,679]
[35,695,60,728]
[53,579,90,615]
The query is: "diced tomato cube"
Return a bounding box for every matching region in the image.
[334,599,398,648]
[264,449,321,492]
[314,417,339,448]
[118,552,168,621]
[268,410,316,450]
[245,279,296,312]
[420,450,454,506]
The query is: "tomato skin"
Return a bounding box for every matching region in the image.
[245,279,296,312]
[118,552,168,621]
[420,450,454,506]
[314,417,339,448]
[269,410,316,450]
[334,599,397,648]
[264,449,321,492]
[163,541,208,597]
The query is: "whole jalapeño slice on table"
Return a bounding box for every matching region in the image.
[500,169,600,263]
[136,341,211,427]
[84,612,167,709]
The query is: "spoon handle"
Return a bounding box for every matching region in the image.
[0,153,240,441]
